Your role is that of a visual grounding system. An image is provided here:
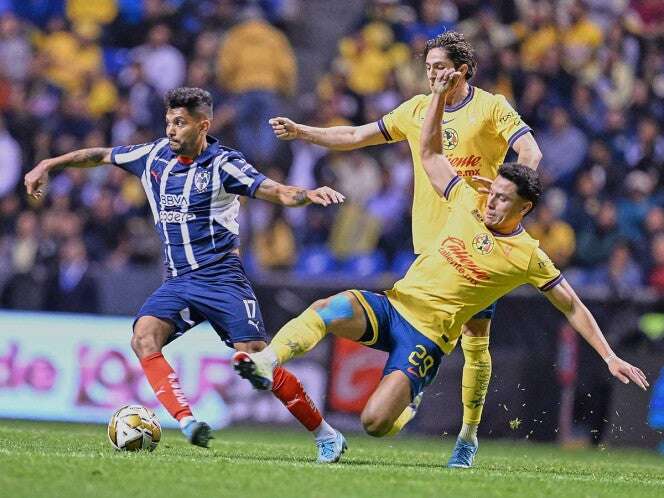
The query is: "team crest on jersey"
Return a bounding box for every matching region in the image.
[443,128,458,150]
[194,169,210,193]
[472,233,494,255]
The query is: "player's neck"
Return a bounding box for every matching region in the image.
[445,82,470,107]
[487,219,522,236]
[178,137,208,164]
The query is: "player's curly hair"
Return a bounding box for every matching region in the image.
[164,87,213,119]
[424,31,477,81]
[498,163,542,215]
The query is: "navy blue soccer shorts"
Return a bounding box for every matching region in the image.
[350,290,443,400]
[135,253,268,347]
[471,300,498,320]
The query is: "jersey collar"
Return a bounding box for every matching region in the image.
[445,86,474,112]
[171,135,220,171]
[489,224,525,237]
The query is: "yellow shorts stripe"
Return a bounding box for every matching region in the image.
[349,289,379,346]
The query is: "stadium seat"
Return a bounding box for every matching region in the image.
[340,251,388,277]
[295,245,338,276]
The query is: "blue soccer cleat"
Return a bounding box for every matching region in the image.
[447,437,478,468]
[182,420,213,448]
[316,429,347,464]
[232,351,274,390]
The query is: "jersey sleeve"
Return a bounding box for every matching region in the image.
[443,176,480,212]
[111,140,162,177]
[378,97,417,143]
[219,152,266,197]
[526,247,563,291]
[491,94,532,149]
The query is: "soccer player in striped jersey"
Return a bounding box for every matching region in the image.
[234,69,648,468]
[269,31,542,467]
[24,87,347,463]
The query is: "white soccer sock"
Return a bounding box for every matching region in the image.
[254,346,279,368]
[179,415,195,429]
[313,420,336,441]
[459,423,478,445]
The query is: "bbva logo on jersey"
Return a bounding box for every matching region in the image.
[194,169,211,193]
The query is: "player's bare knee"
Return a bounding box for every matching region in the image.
[234,341,266,353]
[360,409,391,437]
[462,319,491,337]
[131,317,166,357]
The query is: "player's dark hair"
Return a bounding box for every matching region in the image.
[498,163,542,215]
[164,87,213,119]
[424,31,477,81]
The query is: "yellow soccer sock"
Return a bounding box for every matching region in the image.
[385,405,416,436]
[461,335,491,428]
[270,308,328,364]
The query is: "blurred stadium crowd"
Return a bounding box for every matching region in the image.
[0,0,663,314]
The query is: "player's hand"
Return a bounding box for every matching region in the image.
[24,161,51,199]
[471,175,493,194]
[306,186,345,207]
[432,69,462,96]
[269,117,299,141]
[606,355,649,390]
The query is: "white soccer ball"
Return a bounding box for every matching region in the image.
[107,405,161,452]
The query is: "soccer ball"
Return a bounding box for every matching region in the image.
[107,405,161,452]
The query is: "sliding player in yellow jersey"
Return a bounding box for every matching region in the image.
[269,32,542,466]
[234,68,648,468]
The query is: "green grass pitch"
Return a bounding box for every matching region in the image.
[1,420,662,498]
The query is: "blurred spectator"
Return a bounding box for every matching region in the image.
[538,106,588,188]
[648,233,664,294]
[131,23,185,95]
[0,116,21,198]
[588,242,644,296]
[217,7,296,165]
[43,236,99,313]
[0,12,31,82]
[617,170,658,245]
[561,0,604,71]
[527,202,576,269]
[574,200,621,268]
[404,0,457,43]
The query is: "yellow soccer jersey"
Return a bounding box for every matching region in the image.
[384,177,562,354]
[379,86,531,253]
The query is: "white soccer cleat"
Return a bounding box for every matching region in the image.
[232,351,274,390]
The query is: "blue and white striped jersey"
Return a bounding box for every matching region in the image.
[111,136,266,277]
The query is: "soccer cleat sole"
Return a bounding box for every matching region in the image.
[232,352,273,390]
[189,422,213,448]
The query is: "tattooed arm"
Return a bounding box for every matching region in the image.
[25,148,113,198]
[254,178,345,207]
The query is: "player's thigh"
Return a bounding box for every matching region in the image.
[463,301,497,337]
[132,280,196,353]
[310,290,367,341]
[233,340,267,353]
[462,318,491,337]
[361,370,412,433]
[188,264,269,346]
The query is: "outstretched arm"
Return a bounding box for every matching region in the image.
[25,147,113,199]
[269,118,386,151]
[512,132,542,170]
[419,68,463,197]
[255,178,345,207]
[543,279,648,390]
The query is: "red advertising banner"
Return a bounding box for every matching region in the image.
[328,338,386,413]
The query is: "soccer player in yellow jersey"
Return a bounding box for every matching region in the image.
[269,32,543,465]
[235,68,648,468]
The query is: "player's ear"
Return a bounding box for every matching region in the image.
[199,118,211,135]
[520,201,533,217]
[457,63,469,78]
